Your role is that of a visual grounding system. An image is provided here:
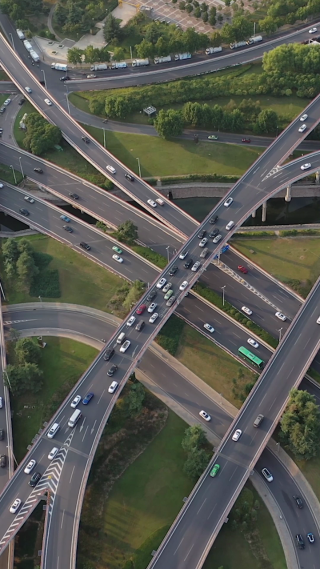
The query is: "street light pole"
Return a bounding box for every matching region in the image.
[166,246,170,264]
[136,157,141,178]
[41,69,47,90]
[103,129,106,148]
[221,285,226,306]
[278,328,283,342]
[9,165,16,185]
[38,295,42,303]
[18,156,24,179]
[9,33,15,51]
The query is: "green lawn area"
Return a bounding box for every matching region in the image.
[232,235,320,298]
[0,163,23,185]
[11,337,97,462]
[176,325,257,407]
[2,235,123,311]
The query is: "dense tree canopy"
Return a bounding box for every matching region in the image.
[280,389,320,460]
[24,114,61,156]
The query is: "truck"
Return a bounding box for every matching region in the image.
[90,63,108,71]
[230,40,247,50]
[30,50,40,63]
[154,55,172,64]
[205,46,222,55]
[51,63,68,71]
[247,35,263,45]
[174,52,191,61]
[23,39,33,52]
[16,29,25,40]
[111,61,127,69]
[132,58,149,67]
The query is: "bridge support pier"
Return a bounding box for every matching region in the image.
[251,209,256,218]
[261,201,267,222]
[285,185,291,203]
[316,171,320,184]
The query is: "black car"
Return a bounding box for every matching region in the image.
[125,173,134,182]
[39,79,45,85]
[146,290,157,302]
[184,259,193,269]
[169,265,178,276]
[19,208,29,216]
[80,242,91,251]
[69,193,79,200]
[209,215,219,224]
[81,137,90,144]
[33,168,43,174]
[209,228,219,238]
[293,496,303,509]
[60,75,70,81]
[18,98,25,106]
[63,225,73,233]
[198,230,206,239]
[296,534,305,549]
[107,364,118,377]
[104,348,114,361]
[0,455,6,468]
[29,472,41,487]
[135,320,145,331]
[0,430,4,441]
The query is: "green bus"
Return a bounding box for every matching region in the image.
[238,346,264,369]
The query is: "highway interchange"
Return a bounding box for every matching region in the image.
[0,17,320,569]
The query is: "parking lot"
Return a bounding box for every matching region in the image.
[141,0,226,33]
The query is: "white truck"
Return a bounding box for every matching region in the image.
[205,46,222,55]
[90,63,108,71]
[132,58,149,67]
[247,35,263,45]
[16,29,25,40]
[30,50,40,63]
[51,63,68,71]
[111,61,127,69]
[154,55,172,64]
[174,52,191,61]
[230,40,247,50]
[23,39,33,52]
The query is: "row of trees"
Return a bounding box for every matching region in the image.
[0,0,45,33]
[68,44,110,65]
[182,425,211,479]
[280,389,320,461]
[6,336,43,396]
[3,239,39,291]
[24,114,61,156]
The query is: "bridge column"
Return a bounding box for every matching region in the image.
[251,209,256,218]
[261,201,267,222]
[285,185,291,203]
[316,171,320,184]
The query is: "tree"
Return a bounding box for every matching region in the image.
[104,14,121,42]
[123,280,146,311]
[202,11,208,22]
[194,6,201,17]
[125,383,145,416]
[24,114,61,156]
[16,250,38,289]
[232,15,253,41]
[221,23,236,44]
[154,109,183,139]
[88,97,105,115]
[67,47,83,65]
[2,239,19,265]
[259,15,278,35]
[115,220,138,244]
[182,425,207,452]
[5,363,43,396]
[280,389,320,460]
[208,6,216,25]
[113,47,125,61]
[209,31,222,47]
[183,447,210,479]
[136,39,154,59]
[84,45,101,64]
[15,338,41,365]
[256,109,278,134]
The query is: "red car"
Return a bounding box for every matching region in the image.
[136,304,146,315]
[242,138,251,143]
[238,265,248,274]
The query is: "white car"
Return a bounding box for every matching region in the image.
[241,306,252,316]
[10,498,21,514]
[44,98,52,106]
[191,261,201,272]
[298,124,307,133]
[106,165,116,174]
[3,98,11,106]
[179,280,188,291]
[48,447,59,460]
[0,397,3,408]
[213,234,222,244]
[25,87,32,93]
[24,196,35,203]
[112,254,123,263]
[126,316,136,327]
[224,197,233,207]
[317,316,320,324]
[232,429,242,441]
[147,199,157,208]
[149,312,159,323]
[300,114,308,121]
[309,27,317,33]
[148,302,157,313]
[204,323,214,333]
[0,183,3,189]
[120,339,131,353]
[24,459,36,474]
[70,395,81,408]
[247,338,259,349]
[275,311,286,321]
[226,220,234,231]
[261,467,273,482]
[156,277,166,289]
[179,250,188,260]
[199,410,211,422]
[301,163,311,170]
[162,282,172,294]
[108,380,118,393]
[199,237,208,248]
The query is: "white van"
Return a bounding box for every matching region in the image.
[47,422,60,439]
[155,198,164,206]
[68,409,82,428]
[116,332,126,344]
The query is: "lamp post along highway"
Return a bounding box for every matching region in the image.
[166,246,170,264]
[9,165,16,185]
[103,129,106,148]
[136,157,142,178]
[278,327,283,342]
[221,285,226,306]
[18,156,24,179]
[8,33,15,51]
[41,69,47,90]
